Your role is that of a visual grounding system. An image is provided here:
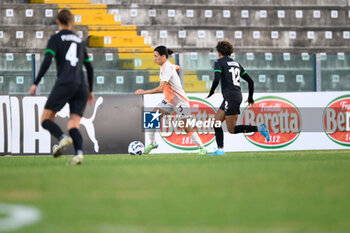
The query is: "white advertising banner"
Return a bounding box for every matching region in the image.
[144,92,350,153]
[1,95,144,155]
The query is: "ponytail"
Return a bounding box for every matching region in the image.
[154,46,174,58]
[167,49,174,56]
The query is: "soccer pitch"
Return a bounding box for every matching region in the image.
[1,150,350,233]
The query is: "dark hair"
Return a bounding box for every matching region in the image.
[216,40,234,56]
[57,9,74,26]
[154,46,174,58]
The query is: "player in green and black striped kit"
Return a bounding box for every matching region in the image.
[30,9,94,165]
[206,40,270,155]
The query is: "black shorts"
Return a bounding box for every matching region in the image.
[219,94,242,115]
[45,83,89,117]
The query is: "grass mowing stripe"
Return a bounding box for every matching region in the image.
[0,150,349,233]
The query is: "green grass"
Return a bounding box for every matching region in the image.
[1,150,350,233]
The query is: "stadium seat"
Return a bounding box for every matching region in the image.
[183,74,208,92]
[0,5,58,26]
[88,36,151,48]
[88,27,137,37]
[30,0,90,4]
[25,0,156,91]
[0,26,88,49]
[27,0,152,51]
[2,2,349,53]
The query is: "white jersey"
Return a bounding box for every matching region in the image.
[159,60,189,106]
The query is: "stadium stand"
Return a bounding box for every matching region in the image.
[90,0,347,5]
[2,0,349,53]
[0,0,349,94]
[97,4,350,53]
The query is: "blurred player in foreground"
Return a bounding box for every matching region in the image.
[207,40,270,155]
[30,9,94,165]
[135,46,207,155]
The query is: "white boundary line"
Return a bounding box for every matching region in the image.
[0,203,41,232]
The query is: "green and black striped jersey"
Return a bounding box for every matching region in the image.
[214,57,246,98]
[45,30,90,86]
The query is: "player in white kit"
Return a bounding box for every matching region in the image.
[134,46,207,155]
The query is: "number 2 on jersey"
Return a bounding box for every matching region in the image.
[229,67,240,86]
[65,42,79,67]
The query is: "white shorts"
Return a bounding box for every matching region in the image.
[157,100,191,119]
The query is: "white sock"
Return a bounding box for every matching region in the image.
[146,131,156,145]
[190,132,204,149]
[76,150,83,155]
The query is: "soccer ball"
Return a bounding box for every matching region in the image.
[128,141,144,155]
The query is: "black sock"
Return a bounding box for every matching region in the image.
[234,125,258,134]
[41,120,63,140]
[69,128,83,154]
[214,126,224,149]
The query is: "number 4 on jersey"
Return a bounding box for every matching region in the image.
[229,67,240,86]
[65,42,79,67]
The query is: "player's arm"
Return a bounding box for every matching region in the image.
[30,52,53,95]
[83,45,95,104]
[84,60,94,104]
[135,81,166,95]
[241,71,255,105]
[206,69,221,99]
[84,61,93,91]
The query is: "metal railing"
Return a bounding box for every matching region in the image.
[0,52,349,95]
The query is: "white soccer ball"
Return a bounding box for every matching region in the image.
[128,141,144,155]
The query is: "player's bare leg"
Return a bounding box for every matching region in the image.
[41,109,56,123]
[225,114,239,134]
[182,119,207,155]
